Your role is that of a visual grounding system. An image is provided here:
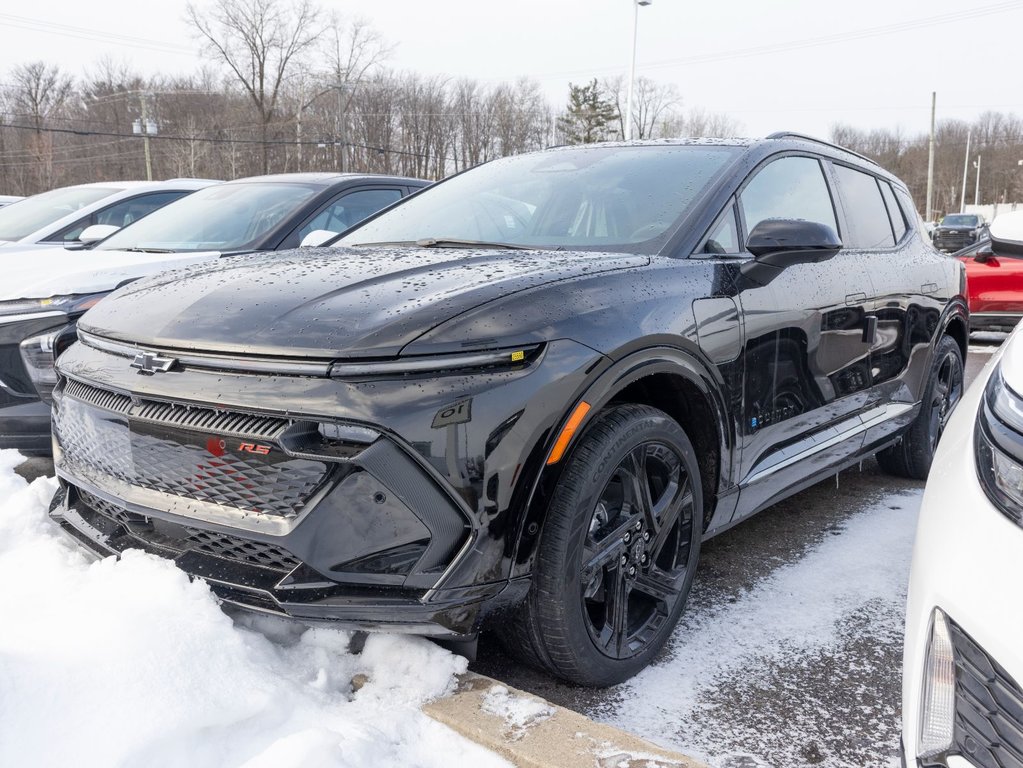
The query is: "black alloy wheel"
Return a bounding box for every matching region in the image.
[878,334,964,480]
[581,441,696,660]
[501,403,703,686]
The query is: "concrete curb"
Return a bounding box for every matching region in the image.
[423,672,708,768]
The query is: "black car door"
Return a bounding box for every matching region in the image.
[728,154,875,520]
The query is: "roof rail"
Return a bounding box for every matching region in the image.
[765,131,878,166]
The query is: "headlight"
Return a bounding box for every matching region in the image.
[328,345,542,378]
[975,366,1023,525]
[0,293,105,319]
[18,324,78,401]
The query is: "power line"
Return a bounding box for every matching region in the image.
[0,13,194,55]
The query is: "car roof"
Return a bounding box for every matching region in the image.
[224,172,429,187]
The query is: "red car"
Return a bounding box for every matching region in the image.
[955,212,1023,331]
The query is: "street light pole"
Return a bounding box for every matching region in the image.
[960,130,971,213]
[624,0,652,141]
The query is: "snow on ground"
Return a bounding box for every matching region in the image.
[604,490,922,768]
[0,450,509,768]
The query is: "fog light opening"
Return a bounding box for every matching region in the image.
[919,607,957,759]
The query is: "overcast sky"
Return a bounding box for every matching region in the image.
[0,0,1020,139]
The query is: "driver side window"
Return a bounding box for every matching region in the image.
[739,156,838,238]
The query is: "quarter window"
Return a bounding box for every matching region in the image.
[878,181,907,242]
[739,157,838,240]
[699,205,740,254]
[832,165,895,249]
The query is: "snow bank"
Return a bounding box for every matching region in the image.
[0,450,508,768]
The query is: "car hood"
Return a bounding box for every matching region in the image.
[0,247,223,301]
[79,246,649,359]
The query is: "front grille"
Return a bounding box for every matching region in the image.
[56,382,330,519]
[77,488,301,573]
[935,232,975,251]
[951,619,1023,767]
[64,378,288,437]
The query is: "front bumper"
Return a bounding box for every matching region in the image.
[903,339,1023,766]
[0,398,50,454]
[50,337,602,634]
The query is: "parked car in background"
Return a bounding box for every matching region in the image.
[0,180,216,249]
[952,213,1023,332]
[902,214,1023,768]
[0,172,428,455]
[0,195,23,208]
[933,212,988,253]
[49,135,966,685]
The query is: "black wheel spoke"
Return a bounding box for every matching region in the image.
[600,568,632,657]
[581,514,636,581]
[624,445,654,521]
[633,567,683,607]
[650,480,692,559]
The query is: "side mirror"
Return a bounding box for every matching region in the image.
[299,229,339,248]
[77,224,120,244]
[974,247,995,264]
[989,211,1023,258]
[740,219,842,286]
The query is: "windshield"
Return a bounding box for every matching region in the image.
[338,145,741,253]
[941,214,981,227]
[96,182,321,252]
[0,186,118,241]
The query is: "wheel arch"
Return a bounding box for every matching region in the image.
[507,346,732,580]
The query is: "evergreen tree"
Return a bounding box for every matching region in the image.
[557,79,619,144]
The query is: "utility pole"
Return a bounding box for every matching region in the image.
[925,91,936,223]
[974,155,982,206]
[132,94,157,182]
[960,130,971,213]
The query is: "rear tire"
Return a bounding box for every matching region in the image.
[877,335,964,480]
[502,404,703,686]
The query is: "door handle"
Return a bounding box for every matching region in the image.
[845,292,867,306]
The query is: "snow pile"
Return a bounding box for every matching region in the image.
[480,684,553,739]
[0,450,508,768]
[606,490,922,767]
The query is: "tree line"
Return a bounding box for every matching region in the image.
[832,114,1023,219]
[6,0,1017,219]
[0,0,743,195]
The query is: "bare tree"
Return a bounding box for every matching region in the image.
[186,0,321,173]
[10,62,74,190]
[604,75,680,140]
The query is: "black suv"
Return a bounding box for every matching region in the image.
[932,212,988,252]
[48,135,967,686]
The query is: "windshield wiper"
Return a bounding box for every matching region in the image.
[414,237,531,250]
[121,247,176,254]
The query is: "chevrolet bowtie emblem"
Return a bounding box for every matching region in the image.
[130,351,177,375]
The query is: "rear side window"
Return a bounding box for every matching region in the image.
[739,156,838,238]
[878,181,907,242]
[47,191,189,243]
[832,165,895,249]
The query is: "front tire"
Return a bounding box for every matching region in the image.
[877,334,964,480]
[504,404,703,686]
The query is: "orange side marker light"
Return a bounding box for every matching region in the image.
[546,401,591,465]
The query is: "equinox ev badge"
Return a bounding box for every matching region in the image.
[130,351,177,375]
